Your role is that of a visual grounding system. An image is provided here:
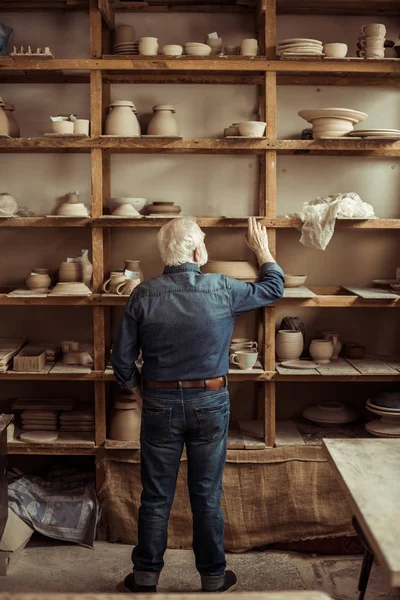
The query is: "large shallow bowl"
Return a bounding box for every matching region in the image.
[284,274,307,288]
[107,197,147,213]
[49,282,92,296]
[185,46,212,56]
[369,391,400,409]
[298,108,368,124]
[202,261,258,281]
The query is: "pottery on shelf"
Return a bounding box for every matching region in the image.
[105,100,141,137]
[0,192,18,216]
[240,38,258,56]
[323,43,348,58]
[57,202,89,217]
[112,204,141,217]
[114,24,135,44]
[110,398,141,441]
[343,343,366,359]
[303,401,359,425]
[284,274,307,288]
[162,44,183,56]
[146,202,182,215]
[309,339,334,364]
[65,191,80,204]
[74,119,89,135]
[63,350,93,366]
[147,105,180,136]
[365,418,400,438]
[298,108,368,140]
[3,102,20,137]
[238,121,266,137]
[102,271,126,294]
[51,120,74,134]
[0,101,9,136]
[49,282,92,296]
[124,259,143,278]
[205,37,223,55]
[61,340,79,353]
[184,43,212,57]
[275,330,304,361]
[58,262,80,283]
[230,350,258,370]
[224,123,240,136]
[224,45,239,55]
[322,331,342,360]
[202,260,258,282]
[139,37,159,55]
[25,269,51,292]
[230,338,258,352]
[106,197,147,213]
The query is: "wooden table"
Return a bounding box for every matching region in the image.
[0,594,332,600]
[324,438,400,598]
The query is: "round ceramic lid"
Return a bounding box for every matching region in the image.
[152,104,176,112]
[110,100,137,111]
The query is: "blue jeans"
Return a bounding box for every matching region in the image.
[132,386,230,591]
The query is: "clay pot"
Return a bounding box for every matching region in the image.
[240,38,258,56]
[115,24,135,44]
[139,37,159,55]
[52,120,74,134]
[74,119,90,135]
[61,340,79,353]
[25,270,51,291]
[309,339,334,364]
[66,191,80,204]
[59,261,81,283]
[343,343,366,359]
[146,202,181,215]
[63,350,93,366]
[105,101,141,137]
[111,204,140,217]
[275,330,303,361]
[102,271,126,294]
[322,332,342,360]
[206,37,223,55]
[124,259,143,277]
[110,399,141,441]
[3,103,20,137]
[121,278,141,295]
[147,105,180,136]
[57,203,89,217]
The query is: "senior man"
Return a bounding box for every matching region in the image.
[112,216,284,594]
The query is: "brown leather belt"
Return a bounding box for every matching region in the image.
[143,376,226,391]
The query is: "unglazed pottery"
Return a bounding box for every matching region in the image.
[102,271,126,294]
[51,120,74,134]
[110,399,141,441]
[61,340,79,353]
[49,282,92,295]
[74,119,89,135]
[298,108,368,124]
[162,44,183,56]
[206,37,223,54]
[147,105,180,136]
[146,202,181,215]
[309,339,334,364]
[275,330,303,361]
[303,401,359,425]
[322,332,342,360]
[0,102,9,136]
[63,350,93,366]
[0,192,17,215]
[368,392,400,410]
[59,261,81,282]
[124,259,143,278]
[3,103,19,137]
[365,418,400,437]
[66,191,80,204]
[185,44,212,56]
[362,23,386,37]
[284,274,307,288]
[240,38,258,56]
[323,43,348,58]
[238,121,266,137]
[202,260,258,281]
[225,45,239,55]
[343,343,366,359]
[105,101,141,137]
[230,350,258,370]
[224,123,240,136]
[20,431,59,443]
[139,37,159,55]
[107,197,147,213]
[25,270,51,292]
[57,202,89,217]
[112,204,141,217]
[230,338,258,351]
[114,24,135,44]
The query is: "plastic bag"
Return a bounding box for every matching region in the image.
[287,192,375,250]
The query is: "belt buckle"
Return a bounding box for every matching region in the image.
[177,380,182,390]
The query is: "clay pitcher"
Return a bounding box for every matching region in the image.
[110,399,141,442]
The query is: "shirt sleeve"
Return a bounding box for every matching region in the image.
[111,295,141,390]
[229,262,285,316]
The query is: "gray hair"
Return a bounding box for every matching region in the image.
[157,217,205,266]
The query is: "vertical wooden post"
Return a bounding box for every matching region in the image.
[265,0,276,60]
[95,381,107,446]
[264,382,275,448]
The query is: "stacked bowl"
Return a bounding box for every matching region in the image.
[277,38,323,58]
[298,107,368,139]
[365,392,400,437]
[113,24,139,55]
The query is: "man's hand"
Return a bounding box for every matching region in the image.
[246,217,275,266]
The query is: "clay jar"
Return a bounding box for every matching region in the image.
[322,331,342,360]
[124,259,144,280]
[105,101,141,137]
[59,261,81,283]
[110,399,141,442]
[147,105,180,136]
[309,339,334,364]
[26,268,51,292]
[275,330,303,361]
[3,103,20,137]
[139,37,159,55]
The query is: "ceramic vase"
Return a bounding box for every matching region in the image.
[322,332,342,360]
[124,259,144,280]
[309,339,334,364]
[3,103,20,137]
[147,105,180,136]
[110,399,141,441]
[275,330,304,360]
[105,101,141,137]
[26,270,51,291]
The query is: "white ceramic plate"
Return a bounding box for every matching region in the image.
[280,360,320,369]
[298,108,368,123]
[349,129,400,135]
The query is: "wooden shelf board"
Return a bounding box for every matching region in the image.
[228,420,266,449]
[275,356,400,381]
[276,0,400,16]
[0,370,103,380]
[8,433,96,455]
[104,439,140,450]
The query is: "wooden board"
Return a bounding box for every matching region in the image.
[346,356,399,376]
[316,358,359,376]
[324,439,400,586]
[50,361,93,375]
[283,286,316,298]
[228,359,264,374]
[342,285,400,300]
[275,419,305,446]
[0,592,335,600]
[276,363,318,375]
[237,419,266,449]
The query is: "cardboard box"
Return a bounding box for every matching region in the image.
[0,508,34,575]
[13,346,46,372]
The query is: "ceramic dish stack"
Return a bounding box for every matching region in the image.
[113,24,138,55]
[298,107,368,139]
[277,38,323,59]
[348,129,400,140]
[302,401,359,426]
[59,409,95,433]
[365,392,400,437]
[20,409,59,432]
[146,202,181,216]
[113,41,139,55]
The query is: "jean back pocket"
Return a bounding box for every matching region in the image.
[142,405,172,445]
[195,400,229,442]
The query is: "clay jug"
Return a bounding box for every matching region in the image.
[105,101,141,137]
[110,399,141,441]
[147,105,180,136]
[3,103,19,137]
[26,270,51,291]
[275,330,303,361]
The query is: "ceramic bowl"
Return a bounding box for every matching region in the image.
[57,203,89,217]
[106,197,147,213]
[202,261,258,281]
[369,392,400,410]
[185,45,212,56]
[238,121,266,137]
[343,343,366,359]
[147,203,181,215]
[323,43,348,58]
[112,204,141,217]
[50,282,92,296]
[184,42,209,47]
[298,108,368,124]
[51,121,74,134]
[284,274,307,288]
[303,401,359,425]
[224,124,240,136]
[162,44,183,56]
[365,418,400,437]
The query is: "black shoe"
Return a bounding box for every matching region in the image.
[203,570,238,594]
[122,573,157,593]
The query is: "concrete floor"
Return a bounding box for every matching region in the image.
[1,541,399,598]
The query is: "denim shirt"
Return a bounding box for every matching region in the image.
[112,261,284,389]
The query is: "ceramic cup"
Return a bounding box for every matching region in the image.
[61,340,80,354]
[139,37,159,55]
[52,120,74,134]
[230,339,258,351]
[102,271,126,293]
[121,278,141,295]
[230,350,258,370]
[362,23,386,37]
[240,38,258,56]
[360,49,385,58]
[361,36,385,48]
[206,37,223,55]
[74,119,89,135]
[323,43,348,58]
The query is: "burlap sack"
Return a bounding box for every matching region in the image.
[98,446,354,550]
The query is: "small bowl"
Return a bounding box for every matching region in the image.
[185,45,212,57]
[224,123,240,136]
[106,197,147,213]
[238,121,266,137]
[343,343,366,359]
[112,204,141,217]
[162,44,183,56]
[184,42,209,48]
[284,274,307,288]
[51,121,74,134]
[390,283,400,292]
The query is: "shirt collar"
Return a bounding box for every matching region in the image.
[163,262,201,275]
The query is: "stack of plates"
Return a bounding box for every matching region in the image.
[365,393,400,437]
[12,398,74,411]
[298,107,368,139]
[277,38,323,58]
[59,409,95,432]
[348,129,400,140]
[21,410,59,432]
[113,41,139,55]
[0,338,26,373]
[302,401,359,425]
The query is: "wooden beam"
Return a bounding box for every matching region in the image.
[94,381,107,445]
[276,0,400,16]
[265,0,276,60]
[264,381,275,447]
[98,0,115,29]
[90,0,103,58]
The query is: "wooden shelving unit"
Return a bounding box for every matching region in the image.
[1,0,399,460]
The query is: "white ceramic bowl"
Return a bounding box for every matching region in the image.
[112,204,141,217]
[185,46,212,56]
[284,274,307,288]
[323,43,348,58]
[107,197,147,213]
[238,121,266,137]
[162,44,183,56]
